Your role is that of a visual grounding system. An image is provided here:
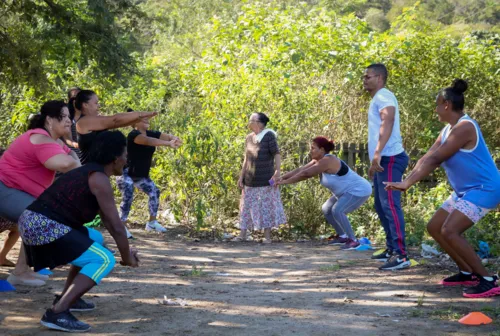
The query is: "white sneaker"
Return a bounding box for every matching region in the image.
[7,274,45,287]
[146,220,167,233]
[31,272,49,281]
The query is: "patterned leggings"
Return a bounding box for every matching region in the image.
[116,169,160,222]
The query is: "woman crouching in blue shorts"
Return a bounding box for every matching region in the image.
[19,131,139,332]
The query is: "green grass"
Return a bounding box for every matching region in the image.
[183,265,206,277]
[319,264,341,272]
[429,308,463,321]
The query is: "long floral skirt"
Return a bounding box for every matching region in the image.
[239,186,287,230]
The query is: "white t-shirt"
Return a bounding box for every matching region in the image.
[367,88,404,160]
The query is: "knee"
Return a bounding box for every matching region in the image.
[331,207,344,218]
[440,225,457,238]
[426,222,440,237]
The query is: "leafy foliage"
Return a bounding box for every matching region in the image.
[0,0,498,252]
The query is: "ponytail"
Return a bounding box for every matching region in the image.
[27,100,67,130]
[28,114,46,130]
[312,136,335,153]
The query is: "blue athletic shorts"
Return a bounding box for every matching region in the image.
[70,229,115,284]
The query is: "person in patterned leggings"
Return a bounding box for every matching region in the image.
[117,109,182,236]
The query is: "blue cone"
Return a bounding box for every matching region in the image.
[0,280,15,292]
[359,237,372,245]
[355,244,373,251]
[38,268,53,275]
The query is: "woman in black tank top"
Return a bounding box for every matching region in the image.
[18,131,140,333]
[74,90,157,164]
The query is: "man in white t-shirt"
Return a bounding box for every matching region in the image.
[363,63,410,270]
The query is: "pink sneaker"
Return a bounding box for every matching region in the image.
[341,239,360,250]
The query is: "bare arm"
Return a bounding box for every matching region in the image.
[89,172,137,267]
[280,160,316,180]
[68,149,81,166]
[405,134,442,181]
[76,112,157,134]
[134,134,177,148]
[375,106,395,157]
[238,154,248,189]
[273,153,281,179]
[44,154,81,173]
[278,157,338,185]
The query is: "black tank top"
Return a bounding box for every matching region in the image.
[28,163,106,228]
[76,115,104,164]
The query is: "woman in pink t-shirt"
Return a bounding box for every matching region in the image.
[0,100,81,286]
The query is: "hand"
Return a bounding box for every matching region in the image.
[275,179,285,186]
[368,153,384,180]
[238,177,244,189]
[138,111,158,121]
[383,181,410,192]
[271,171,280,188]
[171,136,182,146]
[167,140,181,149]
[120,248,140,267]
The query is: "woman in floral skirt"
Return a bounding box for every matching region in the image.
[235,113,286,243]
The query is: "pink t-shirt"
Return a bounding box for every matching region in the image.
[0,129,71,197]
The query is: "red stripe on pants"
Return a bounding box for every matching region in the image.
[387,156,405,255]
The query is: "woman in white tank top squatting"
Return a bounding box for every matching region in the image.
[276,137,372,250]
[385,79,500,298]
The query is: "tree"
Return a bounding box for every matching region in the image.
[0,0,142,90]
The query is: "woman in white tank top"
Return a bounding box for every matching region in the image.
[276,137,372,250]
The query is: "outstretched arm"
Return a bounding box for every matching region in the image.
[405,134,442,181]
[76,111,157,133]
[279,160,316,181]
[134,133,180,148]
[277,158,333,185]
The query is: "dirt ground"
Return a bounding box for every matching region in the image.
[1,228,499,336]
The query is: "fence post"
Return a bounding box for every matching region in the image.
[341,143,348,163]
[348,143,356,167]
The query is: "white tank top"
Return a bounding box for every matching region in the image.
[319,154,372,197]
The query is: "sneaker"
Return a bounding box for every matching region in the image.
[40,309,91,332]
[340,239,360,250]
[440,272,478,286]
[31,272,50,281]
[463,275,500,298]
[145,220,167,233]
[328,236,349,245]
[53,295,96,312]
[379,254,411,271]
[371,248,392,261]
[7,273,45,287]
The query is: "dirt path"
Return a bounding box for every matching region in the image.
[1,229,498,336]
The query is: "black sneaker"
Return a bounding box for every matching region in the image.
[40,309,91,332]
[463,275,500,298]
[379,254,411,271]
[440,272,478,286]
[53,295,96,312]
[371,248,392,261]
